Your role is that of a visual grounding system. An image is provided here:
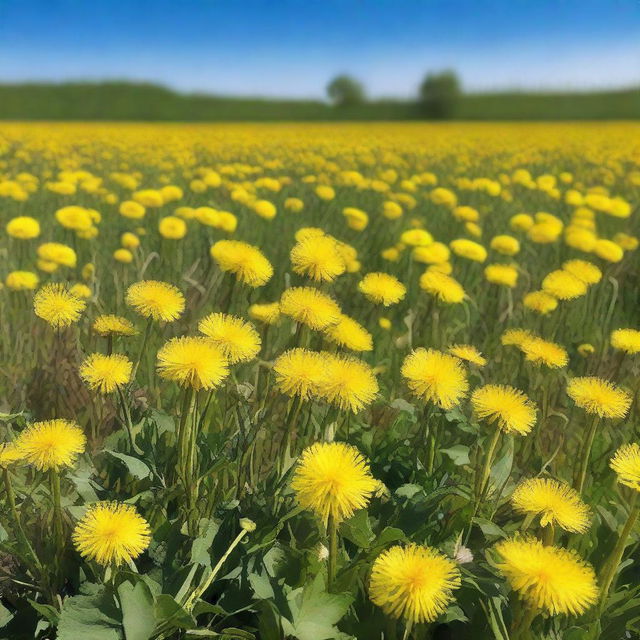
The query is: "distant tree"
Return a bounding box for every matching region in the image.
[419,71,461,119]
[327,75,365,107]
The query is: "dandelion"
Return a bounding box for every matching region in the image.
[369,544,461,625]
[93,315,138,337]
[290,234,345,282]
[484,264,518,288]
[450,238,487,262]
[501,328,534,348]
[34,283,86,328]
[6,216,40,239]
[562,259,602,285]
[494,537,597,616]
[210,240,273,287]
[324,314,373,352]
[419,270,465,304]
[248,302,281,325]
[523,291,558,315]
[157,337,229,390]
[511,478,590,533]
[448,344,487,366]
[126,280,185,322]
[280,287,341,330]
[73,502,150,566]
[566,377,631,419]
[6,270,39,291]
[16,420,86,470]
[291,442,377,524]
[471,385,536,435]
[358,272,406,306]
[611,329,640,354]
[0,444,21,468]
[401,349,468,410]
[80,353,132,393]
[542,270,587,300]
[317,354,379,412]
[273,348,326,400]
[519,337,568,368]
[198,313,261,363]
[610,443,640,491]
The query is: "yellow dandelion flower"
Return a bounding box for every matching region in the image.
[80,353,132,393]
[471,385,536,435]
[401,348,468,410]
[6,270,39,291]
[562,259,602,285]
[73,502,150,566]
[578,343,595,357]
[611,329,640,355]
[126,280,185,322]
[494,537,598,616]
[484,264,518,288]
[542,270,587,300]
[419,270,465,304]
[198,313,261,363]
[566,377,631,419]
[324,314,373,352]
[523,291,558,315]
[248,302,281,325]
[16,419,86,470]
[6,216,40,239]
[159,216,187,239]
[501,328,534,348]
[448,344,487,366]
[511,478,590,533]
[157,337,229,390]
[280,287,341,331]
[358,272,406,306]
[34,283,86,328]
[317,354,378,412]
[519,337,568,368]
[0,443,21,468]
[450,238,487,262]
[610,443,640,492]
[93,315,138,337]
[369,544,461,625]
[210,240,273,287]
[291,442,377,523]
[290,234,346,282]
[490,234,520,256]
[273,348,326,400]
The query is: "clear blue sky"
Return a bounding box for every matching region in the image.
[1,0,638,98]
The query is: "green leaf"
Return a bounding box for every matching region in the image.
[102,450,151,479]
[154,594,196,631]
[249,571,275,600]
[117,578,155,640]
[395,484,422,500]
[28,599,59,625]
[57,586,123,640]
[220,628,256,639]
[474,517,506,540]
[0,602,13,628]
[373,527,406,549]
[191,519,220,566]
[440,444,470,466]
[282,575,353,640]
[339,510,374,549]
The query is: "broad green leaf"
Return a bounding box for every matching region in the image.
[117,578,155,640]
[57,586,122,640]
[102,450,151,479]
[339,510,374,549]
[440,444,471,466]
[154,594,196,631]
[282,575,353,640]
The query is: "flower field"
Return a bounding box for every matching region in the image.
[0,121,639,639]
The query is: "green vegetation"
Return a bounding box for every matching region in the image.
[0,81,638,120]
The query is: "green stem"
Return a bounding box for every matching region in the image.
[575,414,600,494]
[3,468,41,573]
[116,384,139,454]
[130,317,153,382]
[542,523,555,546]
[327,514,338,592]
[597,496,639,616]
[49,470,64,586]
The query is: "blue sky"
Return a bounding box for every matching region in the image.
[0,0,638,98]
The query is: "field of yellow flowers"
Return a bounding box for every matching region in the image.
[0,121,639,639]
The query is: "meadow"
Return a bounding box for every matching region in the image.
[0,121,639,639]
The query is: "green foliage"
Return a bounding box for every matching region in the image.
[419,70,462,119]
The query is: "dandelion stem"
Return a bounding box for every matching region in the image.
[131,316,153,382]
[574,414,600,494]
[327,513,338,592]
[596,494,639,616]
